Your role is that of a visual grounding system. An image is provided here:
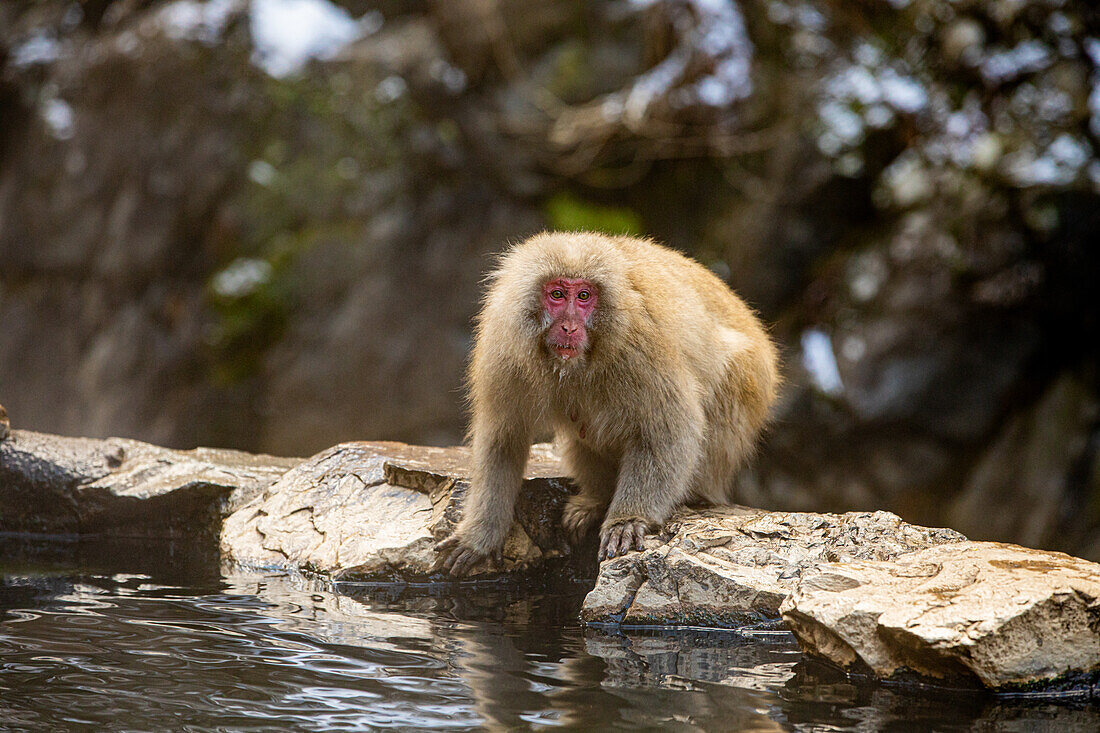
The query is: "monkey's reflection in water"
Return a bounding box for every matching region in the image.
[439,595,791,730]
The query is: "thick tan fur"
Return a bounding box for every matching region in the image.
[441,232,779,571]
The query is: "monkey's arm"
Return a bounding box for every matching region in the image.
[599,395,703,560]
[436,411,532,577]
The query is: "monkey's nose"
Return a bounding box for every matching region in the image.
[562,323,577,334]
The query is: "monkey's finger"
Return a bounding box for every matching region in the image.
[434,538,460,571]
[438,547,459,573]
[445,548,467,576]
[450,549,481,577]
[614,525,630,558]
[441,540,474,574]
[631,523,646,552]
[604,526,624,560]
[598,529,611,561]
[453,554,479,576]
[434,538,455,561]
[433,547,460,574]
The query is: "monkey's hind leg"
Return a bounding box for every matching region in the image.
[559,438,617,546]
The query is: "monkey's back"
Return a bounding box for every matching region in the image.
[606,235,780,501]
[606,236,776,389]
[609,236,763,337]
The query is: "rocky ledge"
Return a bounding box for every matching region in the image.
[781,541,1100,691]
[2,421,1099,695]
[580,508,966,627]
[0,428,296,538]
[220,440,575,579]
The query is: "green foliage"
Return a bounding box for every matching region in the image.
[544,41,593,103]
[206,253,292,386]
[204,70,411,385]
[544,191,643,236]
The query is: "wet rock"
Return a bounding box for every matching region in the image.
[0,430,297,537]
[220,442,575,580]
[780,542,1100,690]
[581,509,964,627]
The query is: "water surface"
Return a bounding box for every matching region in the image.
[0,536,1096,731]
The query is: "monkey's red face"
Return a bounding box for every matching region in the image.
[542,278,598,361]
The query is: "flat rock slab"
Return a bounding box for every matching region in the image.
[220,442,575,580]
[0,430,297,537]
[581,508,965,627]
[780,541,1100,691]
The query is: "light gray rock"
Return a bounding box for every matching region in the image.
[780,541,1100,690]
[581,508,965,627]
[220,442,575,579]
[0,429,297,537]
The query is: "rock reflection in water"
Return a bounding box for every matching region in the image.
[782,662,1100,733]
[580,628,795,731]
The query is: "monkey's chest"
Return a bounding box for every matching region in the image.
[549,405,621,450]
[564,406,591,441]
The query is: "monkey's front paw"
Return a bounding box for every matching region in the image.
[561,497,603,545]
[598,519,648,561]
[434,535,502,578]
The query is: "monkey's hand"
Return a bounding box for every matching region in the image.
[434,533,503,578]
[561,495,604,546]
[598,519,648,561]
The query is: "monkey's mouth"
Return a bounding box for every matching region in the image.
[551,344,582,360]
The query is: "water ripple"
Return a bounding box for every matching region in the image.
[2,540,1098,731]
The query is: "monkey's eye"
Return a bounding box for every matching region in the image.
[577,290,591,301]
[550,289,565,300]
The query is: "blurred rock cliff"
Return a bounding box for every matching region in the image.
[1,0,1098,556]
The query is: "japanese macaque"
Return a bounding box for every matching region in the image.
[437,232,779,576]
